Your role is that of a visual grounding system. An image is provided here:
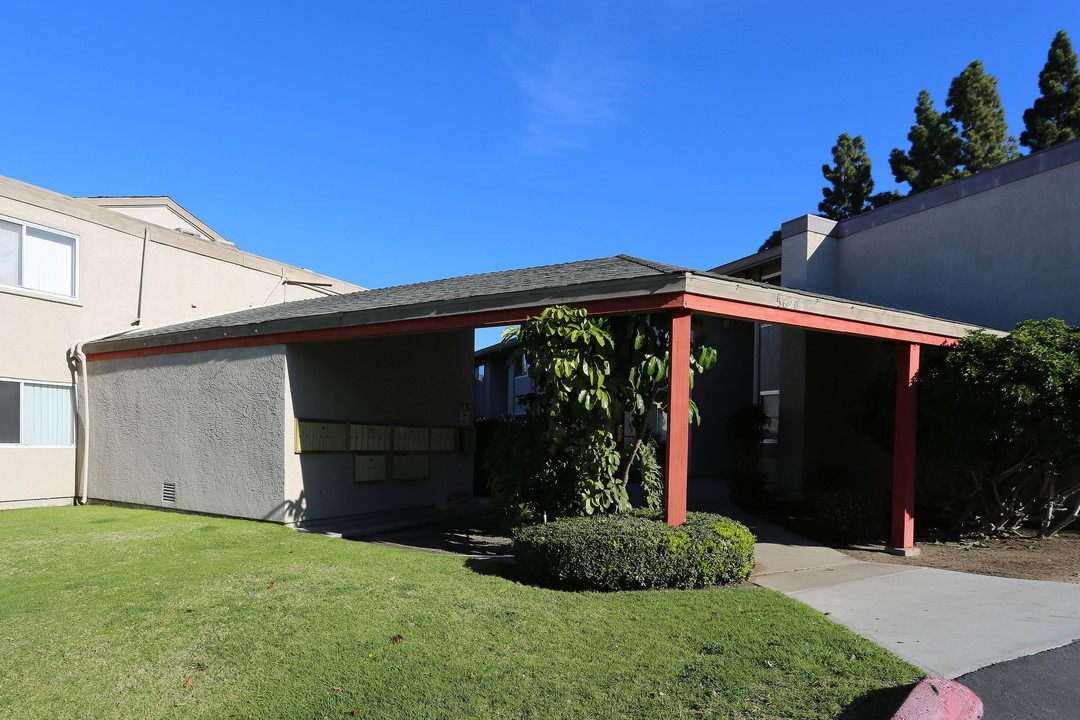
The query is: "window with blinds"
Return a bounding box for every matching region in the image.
[0,379,75,446]
[0,216,78,298]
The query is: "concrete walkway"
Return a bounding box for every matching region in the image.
[689,482,1080,679]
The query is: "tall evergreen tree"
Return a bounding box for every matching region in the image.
[946,60,1019,173]
[1021,30,1080,151]
[759,229,781,252]
[889,90,963,193]
[818,133,877,220]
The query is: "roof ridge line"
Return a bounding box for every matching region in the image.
[615,254,690,274]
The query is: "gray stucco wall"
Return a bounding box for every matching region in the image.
[88,345,289,521]
[283,330,475,523]
[831,160,1080,330]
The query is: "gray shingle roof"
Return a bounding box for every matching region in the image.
[117,255,696,341]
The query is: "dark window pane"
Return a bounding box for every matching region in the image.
[0,381,19,443]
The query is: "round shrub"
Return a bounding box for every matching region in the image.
[512,511,756,591]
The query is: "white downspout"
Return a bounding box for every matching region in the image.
[68,339,91,505]
[68,329,132,505]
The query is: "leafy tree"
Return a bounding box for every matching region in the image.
[915,319,1080,537]
[946,60,1019,173]
[502,306,716,518]
[889,90,964,193]
[1021,29,1080,151]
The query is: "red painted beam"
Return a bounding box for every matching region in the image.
[665,308,692,527]
[87,286,965,364]
[892,342,920,549]
[683,294,960,346]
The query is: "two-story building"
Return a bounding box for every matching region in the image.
[0,176,359,511]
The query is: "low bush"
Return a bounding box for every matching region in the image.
[813,488,889,543]
[513,511,756,591]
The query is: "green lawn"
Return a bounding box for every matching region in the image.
[0,506,921,719]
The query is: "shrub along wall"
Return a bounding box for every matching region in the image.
[513,511,756,591]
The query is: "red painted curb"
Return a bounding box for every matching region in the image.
[891,674,983,720]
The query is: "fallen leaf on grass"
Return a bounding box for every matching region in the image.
[183,678,194,688]
[352,710,362,715]
[289,550,294,553]
[268,582,274,589]
[392,635,404,643]
[387,576,396,581]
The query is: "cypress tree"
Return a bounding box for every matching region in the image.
[946,60,1018,173]
[818,133,878,220]
[889,90,963,193]
[1020,30,1080,151]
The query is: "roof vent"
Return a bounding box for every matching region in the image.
[162,483,177,503]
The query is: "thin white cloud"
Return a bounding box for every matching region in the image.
[501,9,639,153]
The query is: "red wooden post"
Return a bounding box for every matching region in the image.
[892,342,920,549]
[665,308,692,526]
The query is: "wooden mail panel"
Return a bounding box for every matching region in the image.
[354,454,388,483]
[394,426,430,452]
[295,420,348,453]
[429,428,457,452]
[350,424,392,452]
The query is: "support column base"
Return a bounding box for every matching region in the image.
[886,545,921,557]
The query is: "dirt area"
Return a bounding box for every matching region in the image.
[837,529,1080,584]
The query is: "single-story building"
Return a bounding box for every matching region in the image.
[81,255,991,549]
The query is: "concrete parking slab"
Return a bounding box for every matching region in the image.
[782,567,1080,678]
[754,560,917,592]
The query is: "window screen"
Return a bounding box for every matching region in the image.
[0,219,19,287]
[23,383,75,445]
[23,227,75,296]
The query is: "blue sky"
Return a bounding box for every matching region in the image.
[4,1,1079,343]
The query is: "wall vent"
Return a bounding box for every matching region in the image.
[162,483,177,503]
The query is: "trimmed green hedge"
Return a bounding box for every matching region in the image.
[513,511,756,591]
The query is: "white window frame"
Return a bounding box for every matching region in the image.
[0,377,76,448]
[0,213,79,300]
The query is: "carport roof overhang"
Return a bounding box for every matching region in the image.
[84,256,993,361]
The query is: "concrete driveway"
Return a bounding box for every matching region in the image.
[690,480,1080,679]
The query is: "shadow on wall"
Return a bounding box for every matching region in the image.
[264,488,308,524]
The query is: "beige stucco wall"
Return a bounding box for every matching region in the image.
[89,204,207,239]
[0,175,360,509]
[283,330,475,525]
[0,448,75,508]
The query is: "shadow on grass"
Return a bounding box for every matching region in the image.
[835,683,915,720]
[464,557,522,582]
